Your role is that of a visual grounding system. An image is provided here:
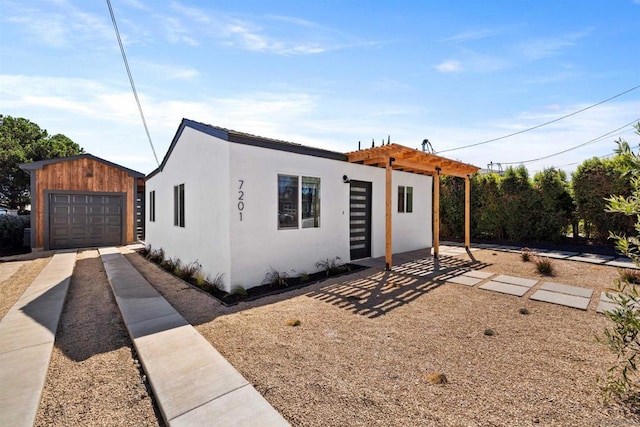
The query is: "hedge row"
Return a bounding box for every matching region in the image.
[0,215,30,249]
[440,159,634,243]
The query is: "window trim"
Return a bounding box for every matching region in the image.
[277,174,321,230]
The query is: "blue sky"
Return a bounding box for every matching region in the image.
[1,0,639,175]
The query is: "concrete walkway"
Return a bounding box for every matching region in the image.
[0,251,76,427]
[98,247,289,427]
[443,240,637,269]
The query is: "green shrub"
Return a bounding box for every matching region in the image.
[0,215,30,249]
[316,257,350,276]
[600,132,640,406]
[534,257,554,276]
[263,268,290,288]
[520,248,532,262]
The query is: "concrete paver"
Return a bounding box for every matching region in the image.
[446,275,482,286]
[539,282,593,299]
[492,275,538,288]
[99,248,289,426]
[0,252,76,427]
[464,270,493,279]
[606,258,637,269]
[479,281,531,297]
[530,289,590,310]
[568,254,614,264]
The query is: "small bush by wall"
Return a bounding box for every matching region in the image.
[0,215,30,249]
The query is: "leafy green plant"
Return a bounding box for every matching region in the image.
[230,285,248,296]
[263,268,291,288]
[534,257,554,276]
[599,281,640,405]
[316,257,350,276]
[160,257,179,273]
[599,129,640,407]
[297,272,310,283]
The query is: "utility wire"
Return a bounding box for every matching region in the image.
[106,0,160,167]
[436,84,640,154]
[501,119,640,165]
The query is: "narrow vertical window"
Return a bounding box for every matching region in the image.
[398,186,405,212]
[149,190,156,222]
[278,175,298,229]
[301,177,320,228]
[174,184,185,227]
[406,186,413,213]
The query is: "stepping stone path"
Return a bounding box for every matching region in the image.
[596,292,619,314]
[445,270,493,287]
[530,282,592,310]
[479,275,537,297]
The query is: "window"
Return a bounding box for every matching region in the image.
[174,184,184,227]
[278,175,320,229]
[149,191,156,222]
[278,175,298,229]
[398,185,413,213]
[302,177,320,228]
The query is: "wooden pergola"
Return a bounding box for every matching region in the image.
[346,143,480,270]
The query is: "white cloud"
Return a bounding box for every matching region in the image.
[518,31,589,60]
[441,28,507,43]
[435,60,462,73]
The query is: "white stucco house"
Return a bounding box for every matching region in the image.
[145,119,478,292]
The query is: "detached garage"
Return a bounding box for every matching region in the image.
[20,154,145,250]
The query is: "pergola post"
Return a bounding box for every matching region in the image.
[433,168,441,257]
[385,157,393,270]
[465,174,471,249]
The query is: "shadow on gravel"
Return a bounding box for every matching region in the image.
[306,255,491,318]
[53,255,129,361]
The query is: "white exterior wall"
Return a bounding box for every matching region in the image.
[145,127,232,290]
[146,125,433,292]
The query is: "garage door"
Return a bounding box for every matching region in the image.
[49,193,123,249]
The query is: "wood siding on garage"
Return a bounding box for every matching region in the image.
[34,158,136,248]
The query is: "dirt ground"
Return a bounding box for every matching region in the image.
[1,246,637,426]
[124,248,638,427]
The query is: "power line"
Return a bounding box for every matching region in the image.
[106,0,160,167]
[501,119,640,166]
[436,84,640,154]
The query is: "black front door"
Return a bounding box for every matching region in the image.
[349,180,372,259]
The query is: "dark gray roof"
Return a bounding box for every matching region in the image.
[147,118,348,179]
[19,153,145,177]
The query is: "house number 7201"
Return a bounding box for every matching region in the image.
[238,180,245,221]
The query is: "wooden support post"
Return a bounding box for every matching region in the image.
[465,174,471,249]
[433,168,440,257]
[385,158,393,270]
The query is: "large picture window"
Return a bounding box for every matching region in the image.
[174,184,184,227]
[278,175,321,229]
[398,185,413,213]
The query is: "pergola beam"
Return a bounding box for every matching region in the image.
[345,143,479,268]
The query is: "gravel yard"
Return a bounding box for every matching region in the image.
[125,248,638,426]
[1,246,637,426]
